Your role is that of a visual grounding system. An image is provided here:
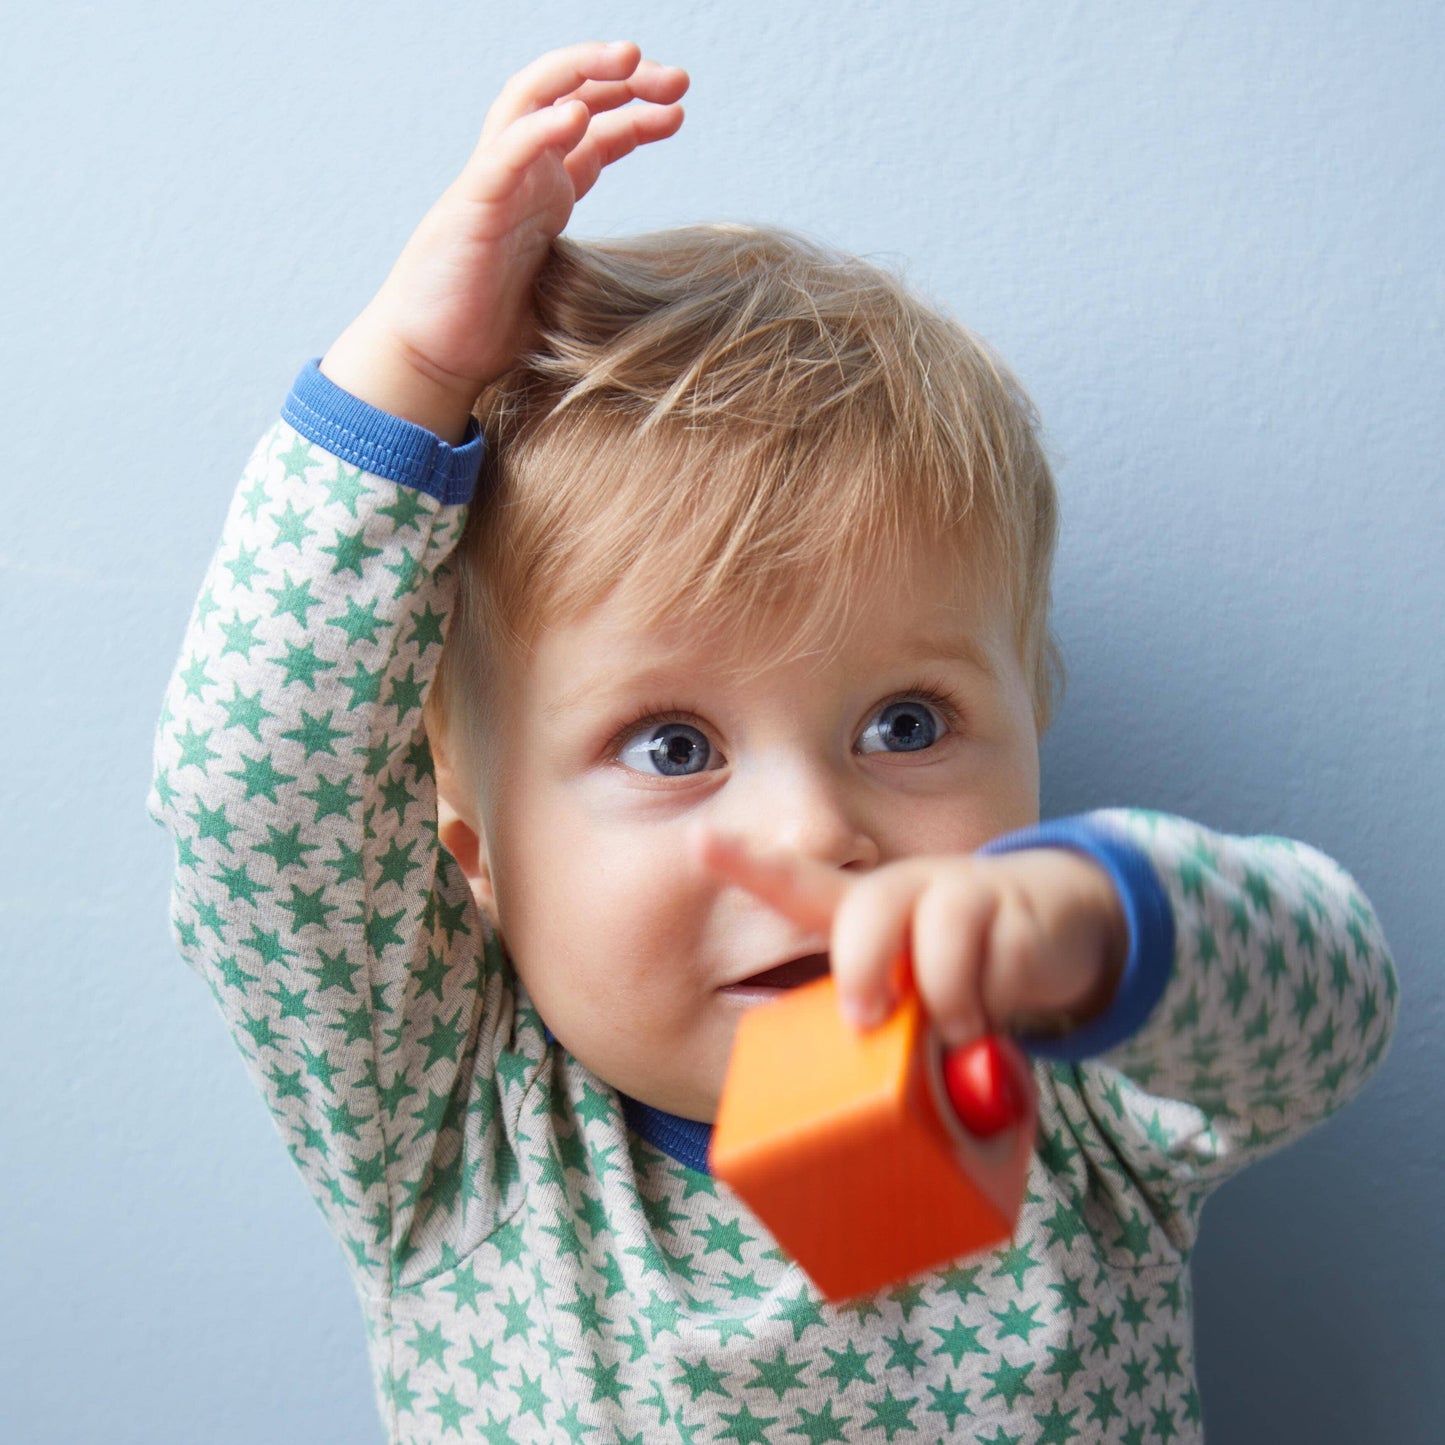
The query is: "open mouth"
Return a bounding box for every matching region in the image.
[726,952,830,992]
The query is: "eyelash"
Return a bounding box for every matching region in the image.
[603,680,967,765]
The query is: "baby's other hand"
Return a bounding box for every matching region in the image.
[697,832,1127,1048]
[322,41,687,439]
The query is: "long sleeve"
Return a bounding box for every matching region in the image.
[1016,808,1399,1261]
[147,362,538,1292]
[146,368,1403,1443]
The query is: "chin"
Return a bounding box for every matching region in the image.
[628,1074,721,1125]
[578,1021,730,1124]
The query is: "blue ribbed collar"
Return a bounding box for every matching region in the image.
[620,1094,714,1175]
[542,1019,715,1174]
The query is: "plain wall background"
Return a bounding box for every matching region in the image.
[3,2,1440,1441]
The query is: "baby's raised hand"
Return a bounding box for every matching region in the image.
[322,41,687,440]
[698,832,1128,1049]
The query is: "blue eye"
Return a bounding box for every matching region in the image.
[858,699,943,754]
[619,722,718,776]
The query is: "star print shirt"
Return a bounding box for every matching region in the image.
[149,359,1399,1445]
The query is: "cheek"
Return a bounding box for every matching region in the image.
[974,749,1039,841]
[887,754,1039,855]
[492,799,710,1001]
[999,733,1041,826]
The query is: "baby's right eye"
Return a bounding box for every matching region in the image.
[618,721,721,777]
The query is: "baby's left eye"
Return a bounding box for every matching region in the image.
[857,699,945,754]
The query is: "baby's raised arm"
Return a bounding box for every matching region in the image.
[321,40,687,441]
[149,42,686,1294]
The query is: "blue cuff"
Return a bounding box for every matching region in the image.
[980,814,1175,1061]
[280,357,485,505]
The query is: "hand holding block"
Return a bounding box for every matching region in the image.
[709,976,1038,1302]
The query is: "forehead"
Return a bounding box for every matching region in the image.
[530,534,1018,716]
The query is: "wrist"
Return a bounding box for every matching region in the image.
[320,311,478,445]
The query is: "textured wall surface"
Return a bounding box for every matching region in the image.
[3,2,1440,1441]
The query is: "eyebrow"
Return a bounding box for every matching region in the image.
[545,666,695,721]
[544,635,998,721]
[896,633,999,679]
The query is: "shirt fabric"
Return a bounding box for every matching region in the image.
[149,359,1399,1445]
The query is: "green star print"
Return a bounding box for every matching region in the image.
[151,412,1398,1444]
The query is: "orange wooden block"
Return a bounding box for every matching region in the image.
[709,976,1037,1302]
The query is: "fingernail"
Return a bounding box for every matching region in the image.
[841,991,888,1031]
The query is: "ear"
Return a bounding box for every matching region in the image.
[431,738,498,922]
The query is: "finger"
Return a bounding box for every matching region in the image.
[693,827,848,934]
[483,41,644,136]
[564,102,686,203]
[980,873,1112,1035]
[830,867,929,1030]
[453,99,590,210]
[558,59,690,116]
[910,870,998,1048]
[978,888,1049,1028]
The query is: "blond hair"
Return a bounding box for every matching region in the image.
[430,224,1061,774]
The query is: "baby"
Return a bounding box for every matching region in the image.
[152,41,1398,1444]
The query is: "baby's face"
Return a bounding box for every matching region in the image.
[467,539,1041,1121]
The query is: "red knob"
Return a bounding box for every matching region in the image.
[941,1036,1031,1138]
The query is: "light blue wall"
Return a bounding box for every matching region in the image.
[4,2,1439,1441]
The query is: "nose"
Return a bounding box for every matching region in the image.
[726,756,880,873]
